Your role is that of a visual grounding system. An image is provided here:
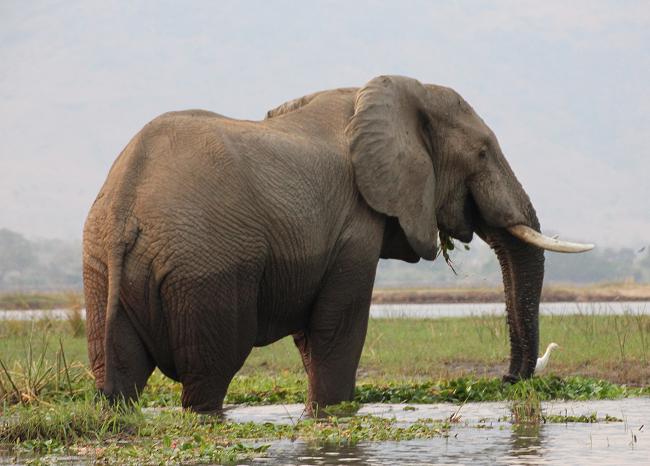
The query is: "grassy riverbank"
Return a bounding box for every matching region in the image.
[0,292,83,311]
[1,314,649,464]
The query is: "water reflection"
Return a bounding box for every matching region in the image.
[507,423,544,463]
[263,425,545,465]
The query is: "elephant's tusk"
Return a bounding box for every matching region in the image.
[507,225,595,253]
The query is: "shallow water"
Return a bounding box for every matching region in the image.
[2,399,649,465]
[1,301,648,321]
[229,398,650,465]
[370,301,649,319]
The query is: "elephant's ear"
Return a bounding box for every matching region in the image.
[346,75,438,260]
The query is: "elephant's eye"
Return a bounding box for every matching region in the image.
[478,149,487,159]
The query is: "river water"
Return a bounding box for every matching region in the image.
[1,301,648,321]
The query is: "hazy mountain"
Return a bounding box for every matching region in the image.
[1,228,647,292]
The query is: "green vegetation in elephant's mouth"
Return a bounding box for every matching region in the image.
[1,314,648,463]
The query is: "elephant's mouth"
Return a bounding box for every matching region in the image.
[437,192,480,245]
[440,192,594,254]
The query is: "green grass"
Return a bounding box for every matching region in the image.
[241,311,650,384]
[3,309,650,382]
[2,311,650,406]
[543,413,622,423]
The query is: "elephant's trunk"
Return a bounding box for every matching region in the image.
[477,217,545,381]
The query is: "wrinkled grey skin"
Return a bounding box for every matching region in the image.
[83,75,544,414]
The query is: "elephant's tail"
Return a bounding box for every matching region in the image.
[101,216,140,395]
[84,238,126,392]
[104,245,125,342]
[99,243,125,392]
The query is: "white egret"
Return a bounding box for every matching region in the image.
[535,343,560,373]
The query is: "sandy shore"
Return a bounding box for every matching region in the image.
[372,283,650,304]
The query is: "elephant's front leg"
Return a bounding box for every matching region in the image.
[293,258,377,415]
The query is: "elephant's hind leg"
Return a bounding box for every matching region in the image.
[102,302,155,403]
[176,336,254,414]
[165,273,258,414]
[175,312,256,414]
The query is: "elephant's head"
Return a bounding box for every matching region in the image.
[347,75,593,381]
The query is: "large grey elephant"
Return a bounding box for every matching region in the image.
[83,75,592,413]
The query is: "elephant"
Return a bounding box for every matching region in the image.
[83,75,593,414]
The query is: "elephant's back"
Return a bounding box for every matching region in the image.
[84,111,250,262]
[96,109,256,210]
[89,105,358,261]
[87,108,351,265]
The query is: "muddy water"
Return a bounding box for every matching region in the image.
[222,399,650,465]
[1,301,648,321]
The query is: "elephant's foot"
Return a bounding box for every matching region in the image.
[101,389,139,409]
[294,333,359,417]
[180,374,230,414]
[502,370,535,384]
[306,399,361,419]
[502,373,521,384]
[191,407,226,418]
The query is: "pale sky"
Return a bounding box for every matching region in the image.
[1,1,648,247]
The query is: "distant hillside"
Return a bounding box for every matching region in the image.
[0,228,648,292]
[0,229,82,291]
[377,241,650,287]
